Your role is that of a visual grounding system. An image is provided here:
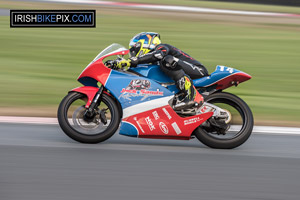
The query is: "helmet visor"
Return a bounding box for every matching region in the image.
[129,42,142,57]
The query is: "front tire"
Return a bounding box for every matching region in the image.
[57,92,121,143]
[194,92,253,149]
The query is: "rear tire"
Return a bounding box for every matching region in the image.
[57,92,121,143]
[194,92,253,149]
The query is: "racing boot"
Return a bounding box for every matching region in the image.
[173,76,204,111]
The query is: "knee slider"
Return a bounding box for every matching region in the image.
[162,55,179,69]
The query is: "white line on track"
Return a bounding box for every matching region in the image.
[45,0,300,17]
[0,116,299,135]
[0,116,58,125]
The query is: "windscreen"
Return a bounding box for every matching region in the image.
[92,43,128,62]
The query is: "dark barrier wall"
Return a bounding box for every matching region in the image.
[203,0,300,7]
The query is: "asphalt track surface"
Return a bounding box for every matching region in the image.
[1,123,300,200]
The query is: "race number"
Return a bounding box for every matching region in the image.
[219,66,234,73]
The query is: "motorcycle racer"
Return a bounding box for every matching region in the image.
[117,32,209,110]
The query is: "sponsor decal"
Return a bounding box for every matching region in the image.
[159,122,168,134]
[127,79,150,90]
[145,116,155,131]
[200,106,207,113]
[184,117,203,125]
[120,89,137,94]
[171,122,181,135]
[162,108,172,119]
[133,117,144,133]
[119,79,163,101]
[152,111,160,120]
[121,89,163,95]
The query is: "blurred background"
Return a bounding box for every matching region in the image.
[0,0,300,126]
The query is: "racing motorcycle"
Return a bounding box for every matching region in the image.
[57,43,253,149]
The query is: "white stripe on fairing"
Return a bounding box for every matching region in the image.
[122,96,173,119]
[45,0,300,17]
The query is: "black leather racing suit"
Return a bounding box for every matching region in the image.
[130,44,209,82]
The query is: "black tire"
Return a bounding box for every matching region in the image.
[57,92,121,144]
[194,92,253,149]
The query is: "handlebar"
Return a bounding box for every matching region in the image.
[104,58,130,71]
[104,60,117,69]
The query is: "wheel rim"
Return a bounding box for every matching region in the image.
[204,97,247,140]
[65,94,113,136]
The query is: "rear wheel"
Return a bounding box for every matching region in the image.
[57,92,121,143]
[194,92,253,149]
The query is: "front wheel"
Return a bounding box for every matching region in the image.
[57,92,121,143]
[194,92,253,149]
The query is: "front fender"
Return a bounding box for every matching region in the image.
[70,86,99,108]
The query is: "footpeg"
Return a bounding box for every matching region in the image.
[173,101,196,111]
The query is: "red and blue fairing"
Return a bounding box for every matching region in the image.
[118,65,251,139]
[71,44,250,140]
[104,71,210,139]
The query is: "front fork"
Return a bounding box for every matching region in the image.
[84,86,104,120]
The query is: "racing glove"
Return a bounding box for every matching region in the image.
[116,59,131,71]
